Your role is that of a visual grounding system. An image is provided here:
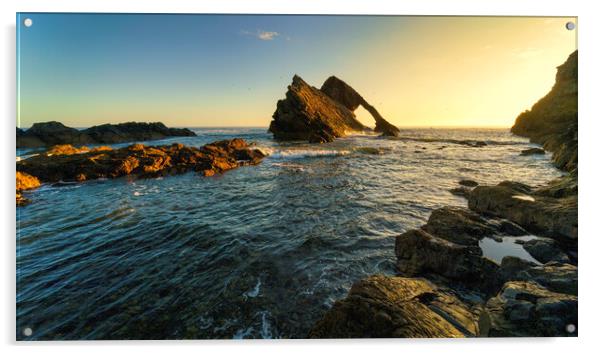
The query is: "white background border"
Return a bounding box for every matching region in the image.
[2,1,600,353]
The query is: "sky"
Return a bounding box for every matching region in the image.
[17,14,577,128]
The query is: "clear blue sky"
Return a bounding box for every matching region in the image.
[17,14,576,128]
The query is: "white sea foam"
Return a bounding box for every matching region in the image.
[264,148,350,159]
[512,195,536,202]
[243,278,262,299]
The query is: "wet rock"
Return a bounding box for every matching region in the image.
[309,275,481,338]
[422,207,497,246]
[16,171,41,206]
[522,238,570,264]
[449,186,471,198]
[355,147,385,155]
[17,121,196,148]
[395,229,501,293]
[16,139,265,201]
[459,179,479,187]
[481,281,577,337]
[46,144,113,156]
[511,50,577,172]
[520,147,545,156]
[468,181,577,241]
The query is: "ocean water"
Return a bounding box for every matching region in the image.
[16,127,564,339]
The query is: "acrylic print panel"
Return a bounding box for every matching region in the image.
[16,13,577,340]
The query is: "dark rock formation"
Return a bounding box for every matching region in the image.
[511,50,577,172]
[16,171,41,206]
[395,228,501,294]
[422,207,497,246]
[320,76,400,137]
[17,121,196,148]
[522,238,570,264]
[309,275,481,338]
[269,75,399,143]
[468,181,577,241]
[459,179,479,187]
[520,147,545,156]
[449,186,472,198]
[16,139,264,205]
[481,281,577,337]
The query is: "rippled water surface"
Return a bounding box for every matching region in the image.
[16,127,563,339]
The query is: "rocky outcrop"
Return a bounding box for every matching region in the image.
[309,275,482,338]
[511,50,577,172]
[16,139,264,205]
[269,75,399,143]
[522,238,570,264]
[481,281,577,337]
[17,121,196,148]
[16,171,41,206]
[320,76,400,137]
[520,147,545,156]
[468,181,577,242]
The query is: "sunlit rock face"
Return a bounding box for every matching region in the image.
[269,75,399,143]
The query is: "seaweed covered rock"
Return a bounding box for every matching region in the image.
[309,275,481,338]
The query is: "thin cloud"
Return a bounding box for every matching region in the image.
[241,29,280,41]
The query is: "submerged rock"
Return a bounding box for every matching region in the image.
[16,139,265,204]
[449,186,472,198]
[520,147,545,156]
[269,75,399,143]
[459,179,479,187]
[309,275,481,338]
[17,121,196,148]
[481,281,577,337]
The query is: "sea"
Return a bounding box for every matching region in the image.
[16,127,564,339]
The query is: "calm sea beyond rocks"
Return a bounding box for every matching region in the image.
[16,51,578,338]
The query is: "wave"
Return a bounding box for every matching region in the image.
[259,147,350,159]
[390,136,527,146]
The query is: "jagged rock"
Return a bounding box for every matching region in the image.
[309,275,481,338]
[16,171,41,206]
[511,50,577,172]
[422,207,497,246]
[16,121,196,148]
[520,147,545,156]
[481,281,577,337]
[321,76,400,137]
[459,179,479,187]
[468,181,577,241]
[522,238,570,264]
[269,75,399,143]
[515,262,577,295]
[16,139,264,203]
[46,144,113,155]
[269,75,367,143]
[395,229,501,293]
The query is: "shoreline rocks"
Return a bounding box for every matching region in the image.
[16,172,41,206]
[17,121,196,148]
[16,139,264,206]
[269,75,399,143]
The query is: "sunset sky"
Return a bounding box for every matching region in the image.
[17,14,577,128]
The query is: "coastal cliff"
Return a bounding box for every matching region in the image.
[310,51,578,338]
[17,121,196,148]
[269,75,399,143]
[511,50,577,172]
